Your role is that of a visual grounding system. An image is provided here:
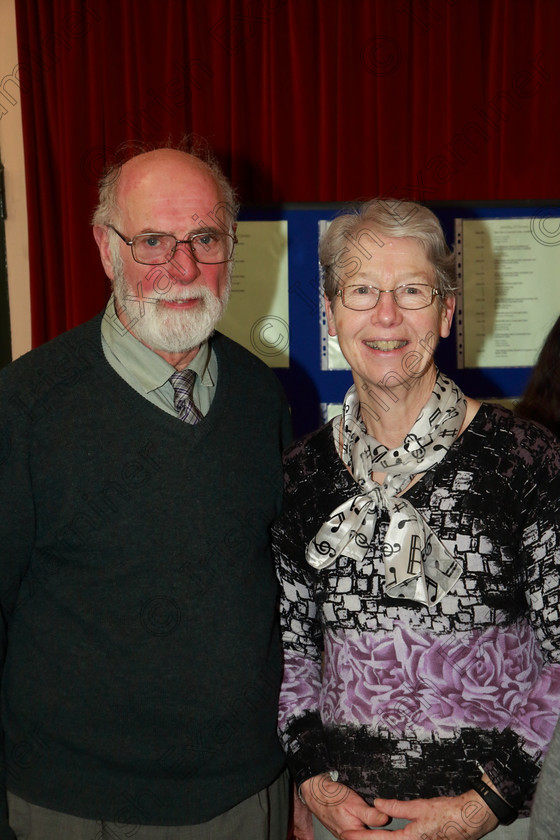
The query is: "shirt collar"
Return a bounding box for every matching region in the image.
[101,296,215,393]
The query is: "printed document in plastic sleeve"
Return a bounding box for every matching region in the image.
[319,220,351,371]
[456,217,560,368]
[218,221,289,367]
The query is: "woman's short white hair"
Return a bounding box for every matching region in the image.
[320,199,456,305]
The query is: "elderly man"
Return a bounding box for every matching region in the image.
[0,146,291,840]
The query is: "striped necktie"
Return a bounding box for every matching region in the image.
[169,369,202,424]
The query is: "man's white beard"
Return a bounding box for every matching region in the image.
[111,255,230,354]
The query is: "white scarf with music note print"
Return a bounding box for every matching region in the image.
[307,371,467,606]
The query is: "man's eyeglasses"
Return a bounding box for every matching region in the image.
[108,226,238,266]
[336,283,443,311]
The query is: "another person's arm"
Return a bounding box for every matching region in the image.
[529,717,560,839]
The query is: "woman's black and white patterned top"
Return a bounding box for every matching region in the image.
[272,403,560,815]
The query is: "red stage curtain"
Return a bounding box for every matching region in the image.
[13,0,560,345]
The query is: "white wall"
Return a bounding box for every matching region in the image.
[0,0,32,359]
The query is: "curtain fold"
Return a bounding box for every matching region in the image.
[14,0,560,345]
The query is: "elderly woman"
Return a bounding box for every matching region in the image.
[273,201,560,840]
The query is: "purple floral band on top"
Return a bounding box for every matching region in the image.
[281,622,560,756]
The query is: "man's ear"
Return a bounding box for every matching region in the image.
[93,225,115,281]
[325,294,338,337]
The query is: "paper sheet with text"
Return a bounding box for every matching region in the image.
[457,217,560,368]
[218,221,289,367]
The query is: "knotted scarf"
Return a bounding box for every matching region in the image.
[306,371,467,606]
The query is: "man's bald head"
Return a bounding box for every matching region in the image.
[92,143,238,231]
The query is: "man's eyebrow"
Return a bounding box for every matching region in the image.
[188,225,222,236]
[135,228,171,236]
[134,225,223,237]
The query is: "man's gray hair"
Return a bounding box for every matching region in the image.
[319,199,456,304]
[91,136,240,231]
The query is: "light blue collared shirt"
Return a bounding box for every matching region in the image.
[100,296,217,417]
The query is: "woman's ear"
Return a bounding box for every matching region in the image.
[439,295,456,339]
[325,294,338,337]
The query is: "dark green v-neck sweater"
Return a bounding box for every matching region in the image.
[0,313,291,829]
